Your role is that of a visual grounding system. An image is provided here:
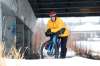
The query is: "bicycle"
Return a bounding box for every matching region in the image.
[40,33,61,59]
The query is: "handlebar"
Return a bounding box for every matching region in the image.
[45,28,65,36]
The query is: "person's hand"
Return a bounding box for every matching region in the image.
[56,28,65,35]
[60,28,65,34]
[47,29,51,33]
[45,29,51,36]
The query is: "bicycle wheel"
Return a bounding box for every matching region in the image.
[40,41,59,59]
[40,42,47,59]
[40,41,53,59]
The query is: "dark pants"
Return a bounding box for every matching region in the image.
[60,37,68,58]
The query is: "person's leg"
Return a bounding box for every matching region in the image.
[60,37,68,58]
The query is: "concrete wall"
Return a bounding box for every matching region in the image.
[17,0,36,32]
[0,2,2,41]
[3,16,16,50]
[0,0,37,53]
[1,0,17,14]
[0,0,36,32]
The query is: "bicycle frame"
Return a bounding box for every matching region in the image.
[47,35,60,56]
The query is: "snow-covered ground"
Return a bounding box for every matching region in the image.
[42,49,76,59]
[0,50,99,66]
[2,56,100,66]
[1,43,100,66]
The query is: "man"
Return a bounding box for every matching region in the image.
[45,11,70,58]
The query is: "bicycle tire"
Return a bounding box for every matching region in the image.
[40,42,46,59]
[40,41,59,59]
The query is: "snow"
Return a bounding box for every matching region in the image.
[2,50,100,66]
[1,49,100,66]
[76,41,100,53]
[2,56,100,66]
[66,49,76,57]
[72,23,100,31]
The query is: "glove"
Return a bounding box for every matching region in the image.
[47,29,51,33]
[56,28,65,35]
[45,29,51,36]
[60,28,65,34]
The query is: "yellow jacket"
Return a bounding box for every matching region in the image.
[47,17,70,37]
